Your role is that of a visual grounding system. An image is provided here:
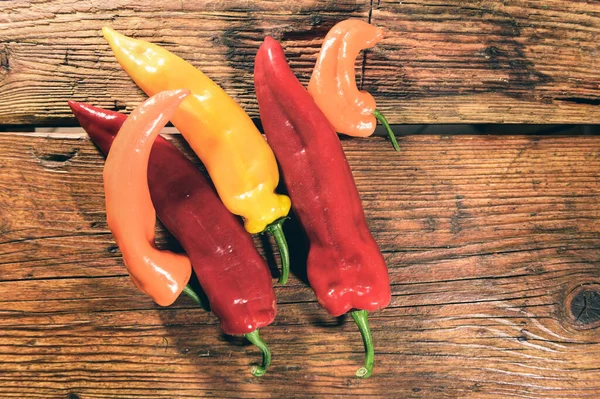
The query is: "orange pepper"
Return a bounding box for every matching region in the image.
[103,89,192,306]
[308,19,400,151]
[102,27,292,284]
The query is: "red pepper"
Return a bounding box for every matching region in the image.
[254,37,391,378]
[69,100,275,376]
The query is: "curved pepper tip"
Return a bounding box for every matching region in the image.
[171,88,191,102]
[103,89,192,307]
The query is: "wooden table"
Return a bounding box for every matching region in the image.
[1,1,600,398]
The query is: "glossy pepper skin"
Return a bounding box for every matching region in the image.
[103,89,192,307]
[255,37,391,377]
[70,100,276,375]
[308,19,399,151]
[101,30,291,274]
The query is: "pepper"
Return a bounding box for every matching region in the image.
[70,99,276,376]
[254,37,391,378]
[308,19,400,151]
[103,89,192,307]
[102,27,291,284]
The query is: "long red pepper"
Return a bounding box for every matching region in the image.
[254,37,391,378]
[69,100,276,376]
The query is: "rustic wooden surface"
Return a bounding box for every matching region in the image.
[1,132,599,398]
[1,0,600,125]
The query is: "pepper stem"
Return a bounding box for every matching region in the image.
[350,310,375,378]
[265,217,290,285]
[244,329,272,377]
[373,109,400,152]
[182,284,202,306]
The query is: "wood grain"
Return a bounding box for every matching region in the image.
[369,0,600,123]
[0,0,368,125]
[1,0,599,125]
[1,132,600,398]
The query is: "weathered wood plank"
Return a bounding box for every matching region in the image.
[1,1,599,125]
[369,0,600,123]
[1,133,600,397]
[0,0,369,125]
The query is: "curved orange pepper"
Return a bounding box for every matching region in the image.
[103,89,192,306]
[308,19,399,151]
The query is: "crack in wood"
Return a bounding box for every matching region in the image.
[556,97,600,106]
[35,149,78,163]
[359,0,375,90]
[0,45,9,71]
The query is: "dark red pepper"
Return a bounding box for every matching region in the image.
[69,101,275,376]
[254,37,391,378]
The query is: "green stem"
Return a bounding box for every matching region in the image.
[373,109,400,152]
[182,284,202,306]
[350,310,374,378]
[244,329,272,377]
[265,217,290,285]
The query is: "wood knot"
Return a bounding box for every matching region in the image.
[310,14,323,26]
[571,289,600,325]
[564,283,600,329]
[107,245,119,254]
[68,393,80,399]
[483,46,500,59]
[112,100,127,112]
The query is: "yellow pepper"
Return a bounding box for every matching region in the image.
[102,27,292,283]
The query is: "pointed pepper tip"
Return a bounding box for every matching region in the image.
[67,99,83,116]
[102,26,113,38]
[102,26,123,45]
